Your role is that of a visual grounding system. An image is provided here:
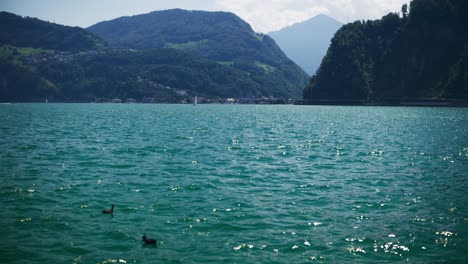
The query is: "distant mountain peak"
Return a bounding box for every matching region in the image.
[313,13,339,20]
[268,14,342,75]
[270,14,342,35]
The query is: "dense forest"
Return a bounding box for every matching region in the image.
[303,0,468,103]
[1,47,303,102]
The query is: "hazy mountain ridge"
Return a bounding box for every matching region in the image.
[268,14,343,75]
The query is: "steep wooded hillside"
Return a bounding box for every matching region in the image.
[304,0,468,103]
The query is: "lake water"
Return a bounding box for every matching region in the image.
[0,104,467,263]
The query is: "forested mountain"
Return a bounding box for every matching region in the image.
[268,14,343,75]
[0,10,310,102]
[88,9,309,97]
[304,0,468,103]
[0,12,107,51]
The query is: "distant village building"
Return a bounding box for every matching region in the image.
[175,90,188,96]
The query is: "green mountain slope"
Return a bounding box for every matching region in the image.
[87,9,309,98]
[0,45,303,102]
[0,12,107,51]
[304,0,468,103]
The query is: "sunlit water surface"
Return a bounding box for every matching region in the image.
[0,104,467,263]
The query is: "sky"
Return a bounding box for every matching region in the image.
[0,0,408,33]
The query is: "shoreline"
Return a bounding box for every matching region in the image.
[1,99,468,107]
[296,99,468,107]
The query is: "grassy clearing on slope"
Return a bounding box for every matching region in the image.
[165,39,208,50]
[0,45,51,64]
[255,62,276,73]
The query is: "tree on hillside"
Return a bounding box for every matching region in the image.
[402,4,409,18]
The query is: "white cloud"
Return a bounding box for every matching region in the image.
[214,0,408,33]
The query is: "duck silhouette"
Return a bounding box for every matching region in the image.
[102,204,114,214]
[142,235,157,245]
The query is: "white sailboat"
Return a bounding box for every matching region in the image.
[193,96,197,106]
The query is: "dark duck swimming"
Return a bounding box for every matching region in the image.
[102,204,114,214]
[142,235,157,245]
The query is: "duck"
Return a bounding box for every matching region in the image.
[102,204,114,214]
[142,235,157,245]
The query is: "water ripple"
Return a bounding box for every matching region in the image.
[0,104,467,263]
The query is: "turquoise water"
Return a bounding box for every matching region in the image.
[0,104,467,263]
